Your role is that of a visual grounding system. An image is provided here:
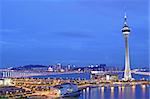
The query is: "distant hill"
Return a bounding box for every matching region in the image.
[10,65,48,71]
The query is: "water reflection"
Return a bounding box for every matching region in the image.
[101,86,104,99]
[110,86,114,99]
[122,86,125,93]
[125,86,133,99]
[132,85,136,99]
[80,85,148,99]
[142,85,146,98]
[118,86,122,99]
[86,87,90,99]
[62,97,79,99]
[82,89,86,99]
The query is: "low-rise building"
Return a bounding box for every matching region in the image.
[0,78,12,86]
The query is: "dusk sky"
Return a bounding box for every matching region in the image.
[0,0,149,68]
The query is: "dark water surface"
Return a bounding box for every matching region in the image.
[62,85,149,99]
[31,72,91,80]
[32,72,149,80]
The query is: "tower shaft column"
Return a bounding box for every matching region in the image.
[124,35,132,80]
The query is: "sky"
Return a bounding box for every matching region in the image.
[0,0,149,68]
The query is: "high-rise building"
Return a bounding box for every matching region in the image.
[122,13,132,81]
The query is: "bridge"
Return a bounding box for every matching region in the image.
[91,70,150,76]
[132,71,150,76]
[0,69,149,78]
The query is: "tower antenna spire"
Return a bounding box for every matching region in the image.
[124,12,127,19]
[124,12,127,25]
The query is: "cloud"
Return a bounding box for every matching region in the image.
[0,28,22,33]
[56,31,94,39]
[0,29,14,33]
[0,40,25,47]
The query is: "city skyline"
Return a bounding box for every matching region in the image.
[0,0,149,68]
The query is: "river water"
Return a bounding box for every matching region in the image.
[31,72,149,80]
[62,85,149,99]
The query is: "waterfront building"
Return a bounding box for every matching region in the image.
[1,71,12,78]
[57,63,62,70]
[0,78,12,86]
[0,70,43,78]
[122,13,132,81]
[67,64,71,70]
[48,66,53,72]
[106,75,110,81]
[0,86,26,97]
[50,83,80,97]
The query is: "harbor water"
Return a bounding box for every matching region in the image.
[62,85,149,99]
[31,72,149,80]
[31,72,91,80]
